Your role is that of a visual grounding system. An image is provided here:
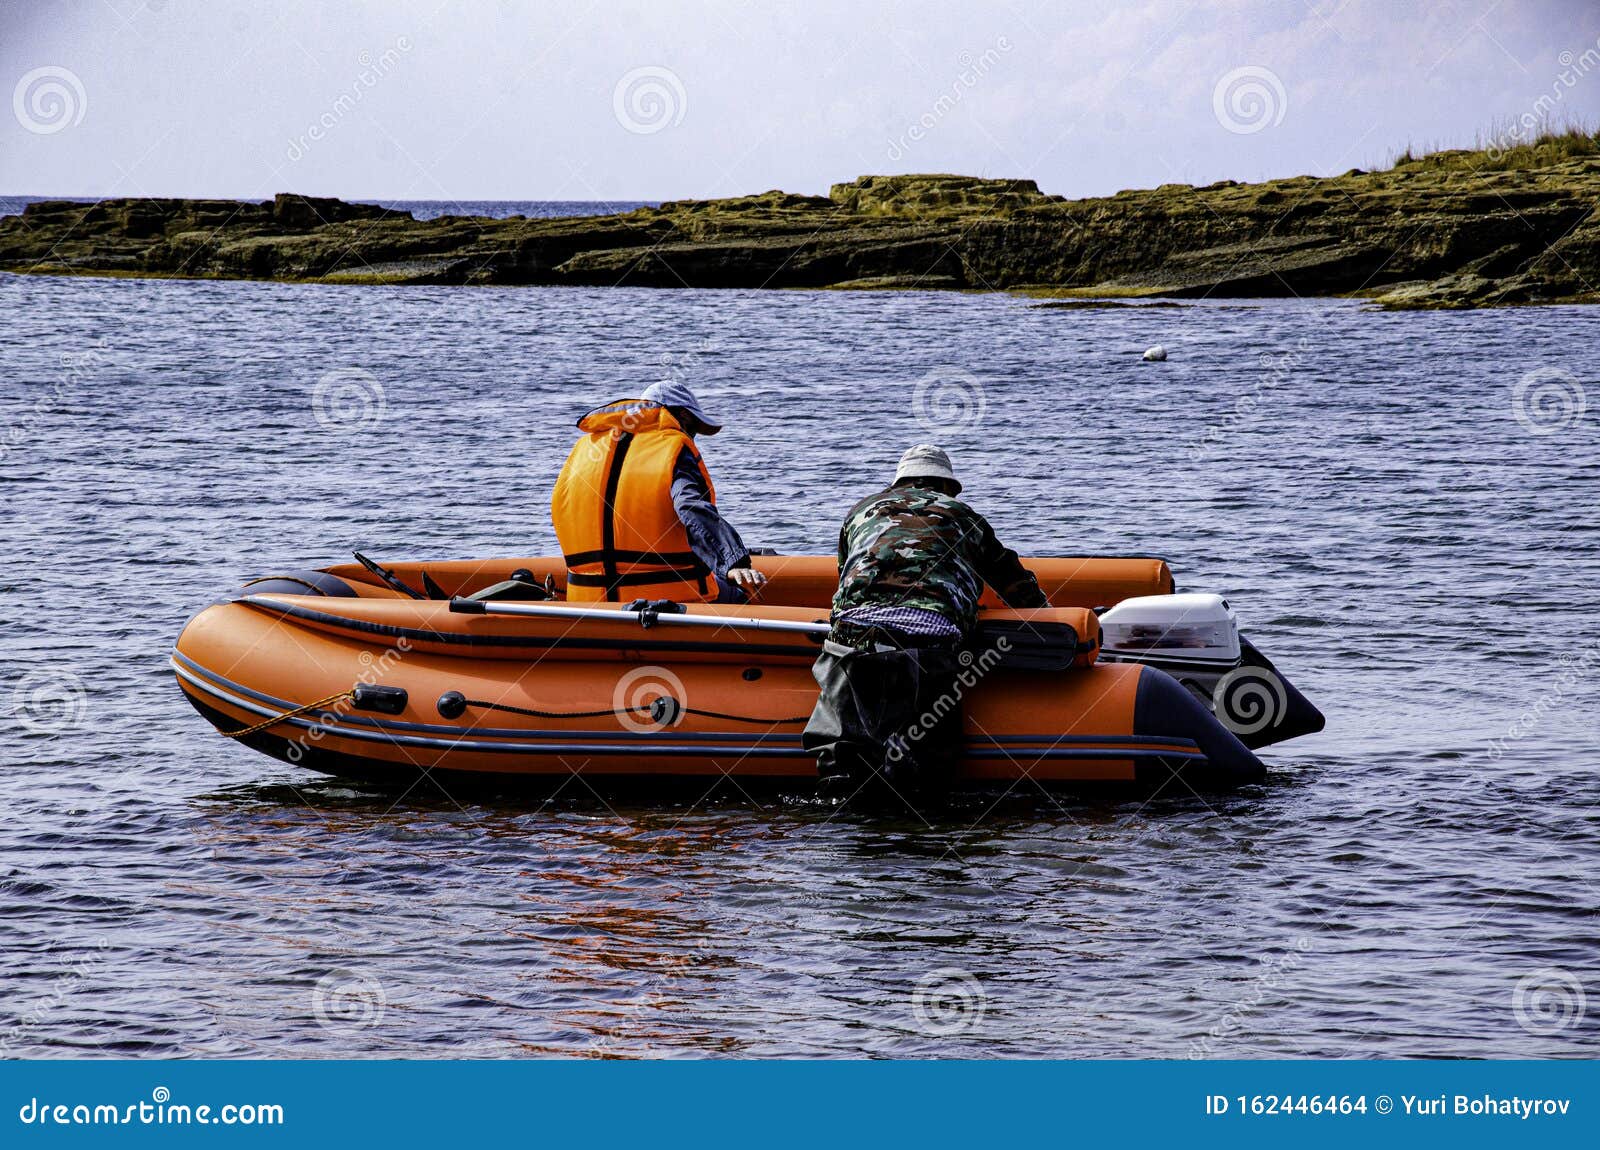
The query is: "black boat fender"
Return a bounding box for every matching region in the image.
[238,569,359,597]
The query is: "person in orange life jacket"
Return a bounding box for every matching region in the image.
[550,381,768,603]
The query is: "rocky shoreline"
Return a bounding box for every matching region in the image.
[3,145,1598,308]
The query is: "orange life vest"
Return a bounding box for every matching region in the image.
[551,400,719,603]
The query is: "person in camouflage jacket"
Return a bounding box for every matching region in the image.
[803,445,1047,804]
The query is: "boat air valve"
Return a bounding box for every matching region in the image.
[436,690,468,720]
[351,684,408,715]
[649,696,683,727]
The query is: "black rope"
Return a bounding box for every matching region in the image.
[462,698,642,720]
[681,706,811,725]
[460,697,809,725]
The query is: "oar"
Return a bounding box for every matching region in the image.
[421,570,449,600]
[449,597,831,636]
[353,550,427,600]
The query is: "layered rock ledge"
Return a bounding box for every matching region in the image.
[3,146,1598,308]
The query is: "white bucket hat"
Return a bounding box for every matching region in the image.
[893,444,961,493]
[640,380,722,434]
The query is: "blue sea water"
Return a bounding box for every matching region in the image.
[0,233,1597,1057]
[0,196,652,220]
[369,199,654,220]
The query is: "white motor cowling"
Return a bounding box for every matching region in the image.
[1098,593,1241,663]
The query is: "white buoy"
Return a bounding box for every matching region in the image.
[1142,345,1167,362]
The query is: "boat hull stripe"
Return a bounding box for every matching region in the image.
[172,655,1205,761]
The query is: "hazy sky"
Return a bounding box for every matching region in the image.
[4,0,1599,202]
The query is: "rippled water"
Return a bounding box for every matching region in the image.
[2,270,1597,1058]
[0,196,652,220]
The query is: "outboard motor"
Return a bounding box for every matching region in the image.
[1099,593,1324,748]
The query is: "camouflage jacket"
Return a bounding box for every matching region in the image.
[832,483,1048,629]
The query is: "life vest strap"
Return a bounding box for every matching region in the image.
[598,432,634,599]
[562,547,703,567]
[565,567,710,591]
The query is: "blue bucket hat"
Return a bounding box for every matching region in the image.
[640,380,722,434]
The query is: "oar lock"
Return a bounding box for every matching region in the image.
[443,597,687,628]
[625,598,687,628]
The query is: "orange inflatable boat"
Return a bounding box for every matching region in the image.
[173,554,1323,792]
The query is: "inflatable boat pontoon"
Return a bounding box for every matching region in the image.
[173,554,1323,792]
